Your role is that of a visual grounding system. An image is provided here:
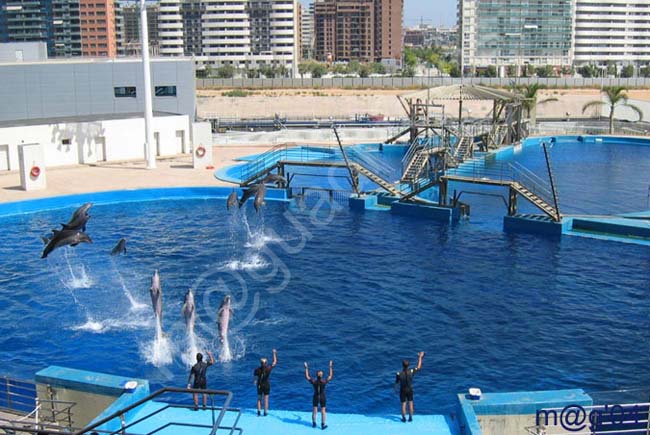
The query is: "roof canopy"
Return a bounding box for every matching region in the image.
[404,84,521,102]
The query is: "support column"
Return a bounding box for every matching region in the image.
[439,179,448,205]
[140,0,155,169]
[508,187,518,216]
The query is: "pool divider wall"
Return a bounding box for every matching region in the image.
[35,365,149,429]
[348,194,463,222]
[456,389,593,435]
[0,187,291,218]
[503,215,571,236]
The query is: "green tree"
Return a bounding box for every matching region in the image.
[621,65,634,78]
[276,65,288,78]
[518,84,558,125]
[347,60,361,74]
[298,62,311,78]
[578,64,598,78]
[448,62,461,78]
[401,66,416,77]
[582,86,643,134]
[259,65,275,78]
[535,65,555,78]
[371,62,386,75]
[485,65,497,77]
[216,65,235,79]
[332,63,348,75]
[640,66,650,78]
[358,63,371,78]
[607,62,618,77]
[246,69,260,79]
[404,48,418,69]
[311,63,327,78]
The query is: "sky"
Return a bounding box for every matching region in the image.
[300,0,457,28]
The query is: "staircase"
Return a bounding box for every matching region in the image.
[454,136,472,161]
[401,150,429,183]
[351,163,401,196]
[511,182,560,221]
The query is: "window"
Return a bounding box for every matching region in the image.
[62,138,71,145]
[114,86,136,98]
[155,86,177,97]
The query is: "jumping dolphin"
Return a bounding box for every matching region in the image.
[62,203,92,231]
[150,270,163,323]
[238,184,263,208]
[226,191,238,210]
[217,295,233,343]
[262,174,286,186]
[41,230,93,259]
[253,184,267,213]
[110,238,127,256]
[182,289,195,334]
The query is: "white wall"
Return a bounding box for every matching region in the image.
[0,115,190,170]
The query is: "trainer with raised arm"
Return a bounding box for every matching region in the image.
[395,351,425,422]
[254,348,277,416]
[305,360,333,430]
[187,351,215,410]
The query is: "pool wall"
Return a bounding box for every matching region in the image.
[0,187,290,218]
[457,389,593,435]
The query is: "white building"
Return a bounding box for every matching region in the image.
[159,0,300,77]
[574,0,650,67]
[300,2,314,59]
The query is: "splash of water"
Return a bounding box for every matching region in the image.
[220,254,269,271]
[244,231,282,250]
[60,250,93,289]
[142,318,173,367]
[72,315,153,334]
[219,336,233,363]
[114,266,147,311]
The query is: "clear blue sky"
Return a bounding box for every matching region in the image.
[300,0,457,27]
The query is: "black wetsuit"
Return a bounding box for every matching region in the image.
[189,360,213,389]
[254,365,273,396]
[396,367,419,403]
[309,378,329,407]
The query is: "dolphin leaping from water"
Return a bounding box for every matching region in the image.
[110,238,127,256]
[262,173,286,187]
[239,184,262,209]
[41,229,93,259]
[150,270,163,324]
[182,288,195,334]
[226,191,238,210]
[217,295,233,344]
[62,203,92,231]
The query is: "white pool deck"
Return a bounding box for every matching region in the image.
[123,402,458,435]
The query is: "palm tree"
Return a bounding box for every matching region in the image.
[582,86,644,134]
[519,84,558,126]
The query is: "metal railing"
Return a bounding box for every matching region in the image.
[75,387,241,435]
[1,376,37,415]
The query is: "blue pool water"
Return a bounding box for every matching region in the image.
[0,137,649,416]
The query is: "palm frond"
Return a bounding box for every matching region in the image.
[582,100,606,114]
[537,97,559,106]
[624,103,644,122]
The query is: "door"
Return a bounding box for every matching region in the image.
[175,130,185,154]
[0,145,9,171]
[154,132,161,156]
[14,50,23,62]
[95,137,106,162]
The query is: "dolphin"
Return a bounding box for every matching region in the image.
[150,270,163,323]
[226,191,238,210]
[253,184,267,213]
[262,173,286,186]
[217,295,233,343]
[238,184,263,208]
[110,238,127,256]
[41,230,93,259]
[182,289,196,334]
[62,203,92,231]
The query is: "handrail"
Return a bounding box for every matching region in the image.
[75,387,235,435]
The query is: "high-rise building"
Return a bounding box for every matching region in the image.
[574,0,650,68]
[79,0,116,56]
[313,0,402,64]
[373,0,402,65]
[314,0,374,62]
[157,0,299,76]
[115,1,160,56]
[0,0,82,57]
[459,0,573,74]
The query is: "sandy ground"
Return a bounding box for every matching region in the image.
[0,145,273,204]
[197,88,650,119]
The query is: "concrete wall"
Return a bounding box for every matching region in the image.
[213,127,403,145]
[0,42,48,62]
[0,114,190,169]
[0,58,195,123]
[197,76,650,89]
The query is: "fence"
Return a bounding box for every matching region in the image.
[197,76,650,90]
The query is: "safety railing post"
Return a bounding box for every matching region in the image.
[5,376,10,409]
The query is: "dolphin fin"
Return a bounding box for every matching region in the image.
[71,242,79,247]
[41,236,49,244]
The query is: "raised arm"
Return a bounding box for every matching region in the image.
[207,351,215,365]
[271,349,278,368]
[327,360,333,381]
[415,351,425,372]
[304,362,311,381]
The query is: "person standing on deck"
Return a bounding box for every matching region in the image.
[187,351,215,410]
[304,360,333,430]
[395,351,425,422]
[254,348,277,416]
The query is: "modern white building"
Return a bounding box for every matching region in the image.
[458,0,574,74]
[574,0,650,67]
[300,2,314,59]
[158,0,300,77]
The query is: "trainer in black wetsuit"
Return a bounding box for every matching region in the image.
[395,351,425,423]
[187,351,215,410]
[305,360,333,430]
[254,349,277,416]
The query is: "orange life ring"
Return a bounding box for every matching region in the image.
[30,166,41,178]
[195,146,206,158]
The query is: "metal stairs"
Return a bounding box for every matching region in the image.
[351,163,401,196]
[511,182,560,221]
[401,150,429,183]
[454,136,472,161]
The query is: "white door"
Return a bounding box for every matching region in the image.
[95,137,106,162]
[15,50,23,62]
[0,145,9,171]
[175,130,185,154]
[154,132,161,156]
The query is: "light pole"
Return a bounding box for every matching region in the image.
[140,0,156,169]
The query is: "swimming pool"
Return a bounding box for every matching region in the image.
[0,136,648,416]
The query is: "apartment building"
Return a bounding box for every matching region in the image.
[374,0,402,65]
[300,1,314,59]
[115,1,159,56]
[79,0,116,56]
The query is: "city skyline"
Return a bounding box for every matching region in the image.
[299,0,457,27]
